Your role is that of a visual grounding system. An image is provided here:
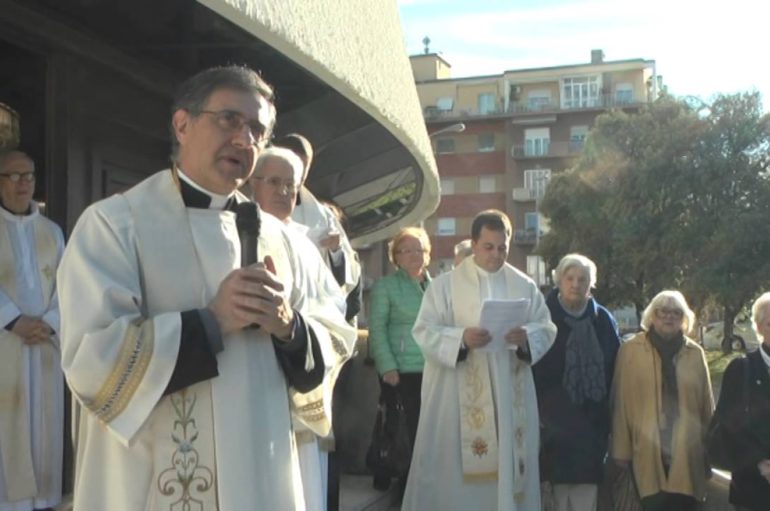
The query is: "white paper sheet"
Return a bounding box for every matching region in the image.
[478,298,531,352]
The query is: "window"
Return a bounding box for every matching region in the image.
[437,218,456,236]
[479,176,496,193]
[477,133,495,152]
[524,127,550,157]
[525,212,540,232]
[436,97,454,111]
[527,90,552,111]
[562,76,600,109]
[570,125,588,152]
[616,83,634,104]
[478,92,496,114]
[523,168,551,199]
[440,178,455,195]
[436,138,455,154]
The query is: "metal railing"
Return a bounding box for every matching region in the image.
[423,96,647,121]
[510,141,584,159]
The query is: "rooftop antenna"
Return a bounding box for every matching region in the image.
[422,36,431,54]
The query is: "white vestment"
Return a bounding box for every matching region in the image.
[402,257,556,511]
[291,187,360,298]
[284,220,353,511]
[58,170,356,511]
[0,204,64,511]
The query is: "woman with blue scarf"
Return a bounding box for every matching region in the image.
[533,254,620,511]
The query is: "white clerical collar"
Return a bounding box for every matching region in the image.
[177,167,234,210]
[0,201,39,223]
[473,261,505,278]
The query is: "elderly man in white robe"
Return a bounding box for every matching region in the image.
[274,134,362,325]
[57,66,356,511]
[250,147,354,511]
[402,209,556,511]
[0,151,63,511]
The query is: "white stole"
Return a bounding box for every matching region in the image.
[450,260,530,498]
[451,263,499,481]
[0,213,58,501]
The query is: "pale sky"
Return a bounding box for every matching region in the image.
[398,0,768,110]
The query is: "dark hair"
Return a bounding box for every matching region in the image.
[273,133,313,182]
[169,65,276,163]
[471,209,512,241]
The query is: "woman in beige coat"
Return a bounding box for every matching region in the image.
[611,290,714,511]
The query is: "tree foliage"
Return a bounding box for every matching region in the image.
[539,92,770,346]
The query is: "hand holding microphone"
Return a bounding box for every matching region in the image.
[207,202,293,339]
[208,255,293,338]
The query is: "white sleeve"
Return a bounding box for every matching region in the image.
[57,199,181,446]
[412,276,466,368]
[42,223,65,336]
[521,282,556,365]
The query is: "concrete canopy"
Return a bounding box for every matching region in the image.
[199,0,439,247]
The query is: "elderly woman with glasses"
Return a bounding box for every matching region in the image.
[533,254,620,511]
[611,290,714,511]
[368,227,431,495]
[708,292,770,511]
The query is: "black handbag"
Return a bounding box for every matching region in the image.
[365,394,412,478]
[707,357,750,471]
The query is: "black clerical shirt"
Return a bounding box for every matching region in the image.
[163,177,324,395]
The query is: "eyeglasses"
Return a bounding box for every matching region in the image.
[253,176,298,193]
[655,307,684,319]
[395,248,427,256]
[0,172,35,183]
[196,109,270,146]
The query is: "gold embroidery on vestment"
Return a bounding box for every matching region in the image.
[85,319,153,423]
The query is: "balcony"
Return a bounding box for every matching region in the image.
[512,187,536,202]
[513,228,539,245]
[511,141,583,159]
[424,105,506,121]
[507,95,646,115]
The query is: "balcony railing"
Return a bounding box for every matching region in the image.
[511,141,584,159]
[507,95,646,114]
[512,187,537,202]
[423,95,646,121]
[423,105,506,120]
[513,229,539,245]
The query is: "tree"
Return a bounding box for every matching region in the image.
[539,92,770,350]
[679,92,770,351]
[539,95,703,317]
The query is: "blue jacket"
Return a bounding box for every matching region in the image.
[533,288,621,483]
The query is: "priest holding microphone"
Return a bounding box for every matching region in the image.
[57,65,354,511]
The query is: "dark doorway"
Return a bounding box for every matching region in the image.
[0,40,48,208]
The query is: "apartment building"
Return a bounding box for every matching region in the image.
[412,49,659,285]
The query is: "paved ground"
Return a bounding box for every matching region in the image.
[56,474,396,511]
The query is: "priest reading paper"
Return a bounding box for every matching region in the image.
[58,66,354,511]
[402,209,556,511]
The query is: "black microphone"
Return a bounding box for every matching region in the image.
[235,201,260,267]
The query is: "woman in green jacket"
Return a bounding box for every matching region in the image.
[369,226,431,494]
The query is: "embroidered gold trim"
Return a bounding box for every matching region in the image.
[86,319,154,423]
[295,399,323,414]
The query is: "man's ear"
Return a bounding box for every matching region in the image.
[172,109,191,145]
